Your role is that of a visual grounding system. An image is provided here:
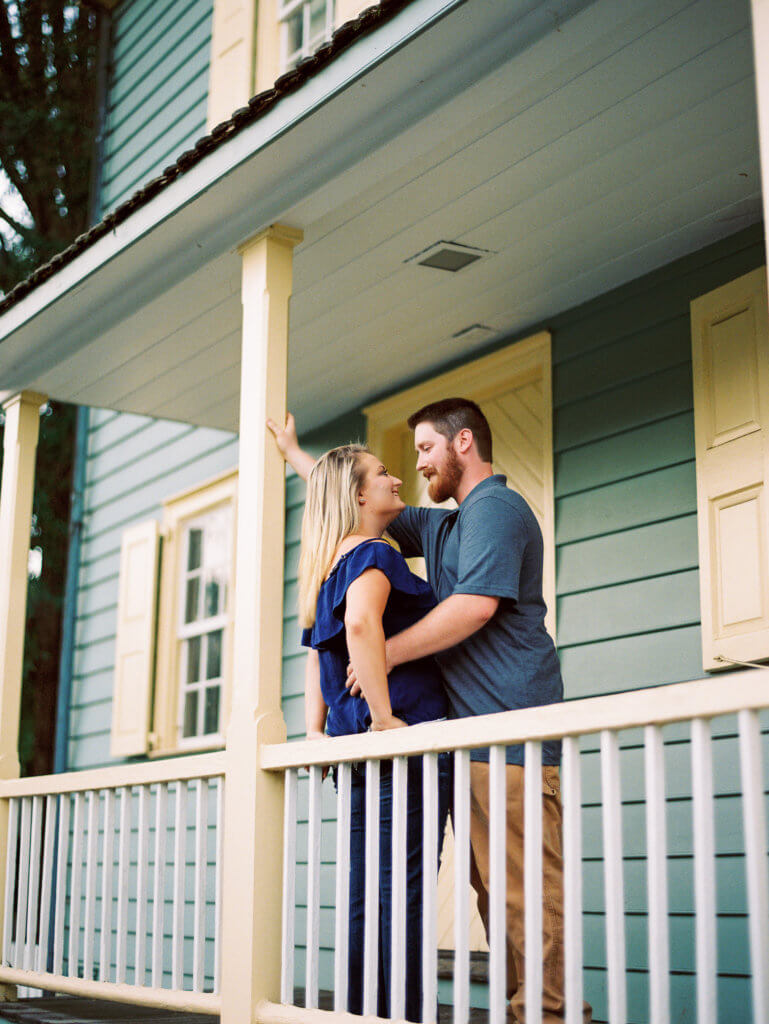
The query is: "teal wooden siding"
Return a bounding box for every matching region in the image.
[98,0,213,217]
[69,411,238,771]
[549,222,765,1023]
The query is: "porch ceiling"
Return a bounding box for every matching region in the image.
[0,0,761,433]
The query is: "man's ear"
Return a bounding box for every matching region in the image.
[455,428,474,455]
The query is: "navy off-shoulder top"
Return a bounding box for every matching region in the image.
[301,539,448,736]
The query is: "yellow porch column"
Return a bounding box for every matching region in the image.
[0,390,45,1000]
[220,225,302,1024]
[752,0,769,272]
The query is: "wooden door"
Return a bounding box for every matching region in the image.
[366,332,554,953]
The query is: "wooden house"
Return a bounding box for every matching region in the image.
[1,0,769,1020]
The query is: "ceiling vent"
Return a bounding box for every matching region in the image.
[407,240,492,272]
[452,324,495,345]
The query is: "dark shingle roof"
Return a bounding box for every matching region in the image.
[0,0,416,319]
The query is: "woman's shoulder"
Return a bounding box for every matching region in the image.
[328,537,398,577]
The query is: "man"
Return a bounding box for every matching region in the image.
[268,400,589,1024]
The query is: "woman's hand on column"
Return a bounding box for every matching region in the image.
[266,412,316,481]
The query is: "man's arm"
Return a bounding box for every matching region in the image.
[386,592,499,668]
[346,592,498,693]
[267,413,316,480]
[348,495,523,692]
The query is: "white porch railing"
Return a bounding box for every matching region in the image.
[0,751,224,1014]
[261,671,769,1024]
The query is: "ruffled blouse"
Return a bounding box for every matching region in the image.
[302,539,447,736]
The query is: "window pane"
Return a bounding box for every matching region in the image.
[187,529,203,571]
[206,630,222,680]
[186,635,201,684]
[285,10,302,57]
[309,0,326,38]
[204,686,220,735]
[205,575,222,618]
[183,691,199,738]
[185,577,200,623]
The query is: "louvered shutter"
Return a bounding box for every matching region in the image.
[690,267,769,670]
[110,520,160,757]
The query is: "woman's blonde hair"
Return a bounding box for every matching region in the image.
[298,444,370,628]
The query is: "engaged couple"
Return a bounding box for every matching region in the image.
[268,398,591,1024]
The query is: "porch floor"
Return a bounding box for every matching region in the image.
[0,995,491,1024]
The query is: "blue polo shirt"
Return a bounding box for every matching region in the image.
[388,475,562,765]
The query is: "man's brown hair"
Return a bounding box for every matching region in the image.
[407,397,493,462]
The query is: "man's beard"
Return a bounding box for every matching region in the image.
[426,446,462,503]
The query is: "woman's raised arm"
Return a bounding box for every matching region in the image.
[266,413,316,481]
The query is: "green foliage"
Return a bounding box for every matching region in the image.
[0,0,102,293]
[0,2,98,773]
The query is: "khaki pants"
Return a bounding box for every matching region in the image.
[467,762,591,1024]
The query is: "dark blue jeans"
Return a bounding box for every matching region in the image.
[345,754,451,1022]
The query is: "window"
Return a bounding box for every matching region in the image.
[176,505,232,744]
[279,0,334,72]
[111,469,238,758]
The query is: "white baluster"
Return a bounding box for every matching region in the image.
[691,718,716,1024]
[644,726,669,1024]
[115,787,131,984]
[99,789,115,982]
[524,741,543,1024]
[453,749,470,1024]
[37,795,57,973]
[52,793,70,975]
[600,730,626,1024]
[83,790,99,979]
[421,753,439,1024]
[739,709,769,1024]
[363,760,380,1017]
[152,783,168,989]
[172,780,187,990]
[135,784,150,985]
[3,797,19,967]
[24,795,43,972]
[489,745,507,1024]
[192,778,208,993]
[562,737,584,1024]
[68,792,85,977]
[306,766,322,1009]
[390,756,408,1021]
[214,776,224,995]
[15,797,31,970]
[334,763,351,1013]
[281,768,298,1006]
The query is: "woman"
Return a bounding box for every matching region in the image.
[294,441,450,1022]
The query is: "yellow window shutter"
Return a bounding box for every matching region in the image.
[206,0,258,129]
[110,520,160,757]
[690,266,769,671]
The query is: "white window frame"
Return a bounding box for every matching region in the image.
[278,0,335,73]
[151,469,238,757]
[175,507,233,749]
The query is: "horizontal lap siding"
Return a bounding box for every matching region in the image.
[550,223,766,1022]
[69,410,238,770]
[98,0,213,217]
